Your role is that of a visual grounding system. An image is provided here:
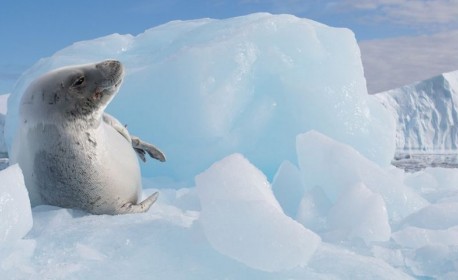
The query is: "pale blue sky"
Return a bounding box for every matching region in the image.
[2,0,458,93]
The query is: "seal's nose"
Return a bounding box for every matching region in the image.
[96,60,124,84]
[96,60,122,73]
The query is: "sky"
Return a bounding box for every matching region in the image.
[1,0,458,93]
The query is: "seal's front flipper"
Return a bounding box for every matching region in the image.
[103,113,132,142]
[133,147,146,162]
[131,136,166,162]
[119,192,159,214]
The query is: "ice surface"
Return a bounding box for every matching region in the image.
[296,131,428,223]
[274,155,392,244]
[392,227,458,278]
[0,164,32,243]
[196,153,320,272]
[1,163,457,279]
[402,202,458,229]
[403,167,458,202]
[3,203,286,280]
[296,185,332,232]
[326,182,390,244]
[393,226,458,249]
[308,244,414,280]
[271,160,304,218]
[5,13,395,184]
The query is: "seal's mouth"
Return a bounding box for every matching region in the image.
[93,90,103,101]
[93,77,123,101]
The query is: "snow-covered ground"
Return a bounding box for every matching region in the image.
[1,13,458,279]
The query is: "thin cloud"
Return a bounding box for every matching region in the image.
[329,0,458,29]
[238,0,319,14]
[359,29,458,93]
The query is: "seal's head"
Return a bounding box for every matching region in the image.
[21,60,124,122]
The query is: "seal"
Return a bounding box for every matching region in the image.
[12,60,166,215]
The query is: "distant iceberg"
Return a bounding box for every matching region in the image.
[376,70,458,153]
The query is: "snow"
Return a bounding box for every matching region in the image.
[1,13,458,279]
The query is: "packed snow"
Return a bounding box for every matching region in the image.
[1,13,458,279]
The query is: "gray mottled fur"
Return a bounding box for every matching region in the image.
[14,60,164,215]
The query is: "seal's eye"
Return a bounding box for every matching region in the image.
[73,77,85,87]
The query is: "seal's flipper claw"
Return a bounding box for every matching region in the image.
[119,192,159,214]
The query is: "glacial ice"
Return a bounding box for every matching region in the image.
[1,13,458,279]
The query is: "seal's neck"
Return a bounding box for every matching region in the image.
[62,108,103,130]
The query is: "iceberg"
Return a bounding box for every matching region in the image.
[376,70,458,154]
[5,13,395,184]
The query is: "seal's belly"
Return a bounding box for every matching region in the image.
[28,123,141,214]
